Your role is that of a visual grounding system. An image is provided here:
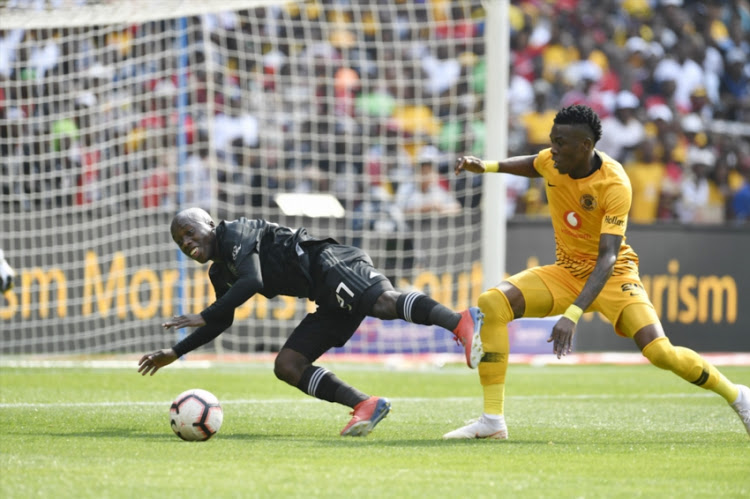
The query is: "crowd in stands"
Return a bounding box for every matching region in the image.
[507,0,750,225]
[0,0,749,226]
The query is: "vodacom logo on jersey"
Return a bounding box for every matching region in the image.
[563,210,582,230]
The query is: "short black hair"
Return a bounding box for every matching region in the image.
[554,105,602,144]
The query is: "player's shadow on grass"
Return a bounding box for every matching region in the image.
[218,434,540,446]
[42,428,173,439]
[219,433,280,440]
[320,438,537,447]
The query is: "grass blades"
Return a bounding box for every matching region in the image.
[1,364,749,498]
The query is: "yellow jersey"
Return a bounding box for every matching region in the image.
[533,148,640,279]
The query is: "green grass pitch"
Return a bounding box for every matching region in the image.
[1,362,749,498]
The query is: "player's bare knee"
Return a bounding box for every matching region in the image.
[274,354,306,385]
[273,357,290,383]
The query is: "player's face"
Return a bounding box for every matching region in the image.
[171,217,215,264]
[549,124,593,177]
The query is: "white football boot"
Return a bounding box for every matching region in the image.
[730,384,750,437]
[443,414,508,440]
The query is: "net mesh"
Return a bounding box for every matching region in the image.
[1,1,486,356]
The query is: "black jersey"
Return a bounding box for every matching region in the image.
[200,218,335,323]
[171,218,392,358]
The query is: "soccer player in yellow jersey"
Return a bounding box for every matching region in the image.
[445,105,750,439]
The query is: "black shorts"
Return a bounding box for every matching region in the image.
[282,244,393,362]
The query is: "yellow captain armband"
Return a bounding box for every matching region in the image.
[484,160,499,173]
[562,304,583,324]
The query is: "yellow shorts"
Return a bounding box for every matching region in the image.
[506,264,659,337]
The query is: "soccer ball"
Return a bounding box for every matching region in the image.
[169,388,224,441]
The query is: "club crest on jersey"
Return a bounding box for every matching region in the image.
[580,193,597,211]
[563,210,581,230]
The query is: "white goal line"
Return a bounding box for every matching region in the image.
[0,393,715,410]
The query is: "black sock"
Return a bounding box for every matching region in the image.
[297,366,369,408]
[396,291,460,330]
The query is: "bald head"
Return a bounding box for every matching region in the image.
[170,207,214,234]
[170,207,217,264]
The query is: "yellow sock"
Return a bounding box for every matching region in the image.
[642,337,739,403]
[483,384,505,415]
[477,289,512,415]
[703,366,738,403]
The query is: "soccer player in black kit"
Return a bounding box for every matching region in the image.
[138,207,484,437]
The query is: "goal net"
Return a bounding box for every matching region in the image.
[0,0,489,360]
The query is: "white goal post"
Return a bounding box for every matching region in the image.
[0,0,507,358]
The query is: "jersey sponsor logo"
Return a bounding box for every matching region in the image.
[579,193,597,211]
[563,210,581,230]
[605,215,625,227]
[232,244,241,261]
[621,282,643,296]
[547,181,556,187]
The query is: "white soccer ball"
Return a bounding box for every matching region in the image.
[169,388,224,441]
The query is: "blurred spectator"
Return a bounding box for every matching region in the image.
[559,60,602,111]
[719,48,749,121]
[519,80,557,154]
[643,103,677,156]
[656,25,707,113]
[731,165,750,223]
[0,29,25,78]
[674,113,709,165]
[420,44,462,97]
[27,29,60,82]
[658,148,687,222]
[395,145,461,216]
[182,140,212,209]
[212,95,259,162]
[507,57,535,116]
[597,91,645,163]
[540,24,578,85]
[706,156,733,224]
[624,139,666,224]
[504,172,532,220]
[676,148,715,224]
[75,131,101,206]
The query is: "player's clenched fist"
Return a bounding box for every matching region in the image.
[454,155,488,175]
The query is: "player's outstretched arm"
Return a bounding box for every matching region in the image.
[138,349,178,376]
[162,313,206,329]
[454,154,540,177]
